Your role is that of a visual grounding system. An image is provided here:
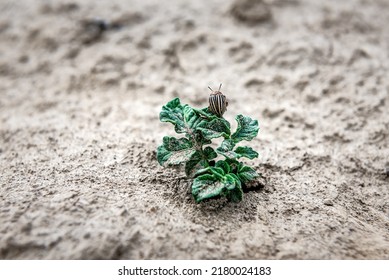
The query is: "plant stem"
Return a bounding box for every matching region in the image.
[186,127,210,168]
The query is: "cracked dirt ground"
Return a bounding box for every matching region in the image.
[0,0,389,259]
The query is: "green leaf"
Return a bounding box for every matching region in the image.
[194,166,225,177]
[216,115,259,159]
[193,130,212,146]
[231,114,259,143]
[237,163,259,184]
[159,99,207,137]
[193,107,218,120]
[217,138,235,151]
[216,138,235,158]
[225,174,243,202]
[224,174,238,190]
[215,160,231,174]
[157,136,196,166]
[185,151,205,177]
[225,158,240,173]
[234,146,259,159]
[197,118,231,140]
[183,105,203,131]
[159,98,186,134]
[162,136,192,150]
[203,146,217,160]
[192,174,227,203]
[194,166,213,177]
[192,168,243,203]
[217,143,258,160]
[210,167,226,177]
[184,147,217,177]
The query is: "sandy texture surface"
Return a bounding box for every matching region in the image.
[1,0,389,259]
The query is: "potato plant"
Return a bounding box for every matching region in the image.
[157,97,260,203]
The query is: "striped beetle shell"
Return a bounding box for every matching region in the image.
[208,84,228,117]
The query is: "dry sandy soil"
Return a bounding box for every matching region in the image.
[1,0,389,259]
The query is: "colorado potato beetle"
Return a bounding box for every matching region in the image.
[208,83,228,117]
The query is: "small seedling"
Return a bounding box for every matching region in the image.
[157,85,260,203]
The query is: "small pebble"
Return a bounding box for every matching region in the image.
[385,164,389,176]
[268,206,275,213]
[230,0,272,24]
[323,199,334,206]
[204,227,214,233]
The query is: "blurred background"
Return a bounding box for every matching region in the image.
[1,0,388,259]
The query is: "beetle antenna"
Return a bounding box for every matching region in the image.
[219,83,222,91]
[208,86,213,92]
